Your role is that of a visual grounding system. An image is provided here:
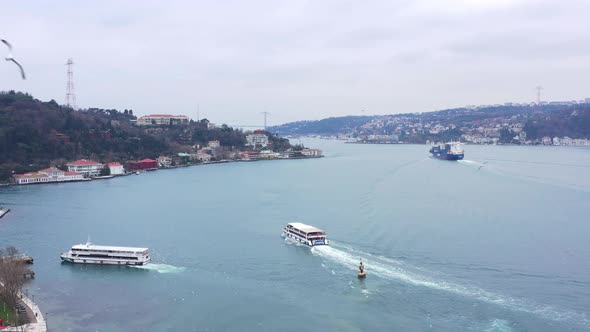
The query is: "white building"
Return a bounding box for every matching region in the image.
[561,136,573,146]
[13,168,84,185]
[107,162,125,175]
[246,133,269,148]
[258,150,281,159]
[136,114,189,126]
[157,156,172,168]
[196,151,212,162]
[208,140,220,148]
[552,137,560,146]
[300,148,323,157]
[542,136,552,145]
[13,172,51,185]
[66,159,104,177]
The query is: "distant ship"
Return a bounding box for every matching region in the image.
[429,142,464,160]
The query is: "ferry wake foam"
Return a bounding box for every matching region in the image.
[132,263,186,274]
[311,245,588,326]
[457,160,486,167]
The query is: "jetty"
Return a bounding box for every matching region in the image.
[0,207,10,218]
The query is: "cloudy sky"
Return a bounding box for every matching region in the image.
[1,0,589,126]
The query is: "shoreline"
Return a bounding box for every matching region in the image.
[0,287,46,332]
[0,155,324,187]
[8,292,47,332]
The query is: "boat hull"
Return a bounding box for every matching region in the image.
[60,254,150,266]
[281,232,329,247]
[431,153,464,160]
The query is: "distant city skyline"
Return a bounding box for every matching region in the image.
[1,0,589,126]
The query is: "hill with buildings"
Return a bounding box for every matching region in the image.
[0,91,292,181]
[269,102,590,145]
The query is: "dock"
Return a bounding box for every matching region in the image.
[0,207,10,218]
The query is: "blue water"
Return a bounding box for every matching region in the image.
[1,140,589,331]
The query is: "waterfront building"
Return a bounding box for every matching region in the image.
[136,114,189,126]
[128,159,158,171]
[196,151,212,162]
[208,140,220,148]
[107,162,125,175]
[39,168,84,181]
[246,133,269,149]
[241,151,259,161]
[553,137,560,146]
[572,138,590,146]
[258,150,281,159]
[13,172,51,185]
[300,148,323,157]
[157,156,172,168]
[542,136,552,145]
[67,159,104,177]
[13,168,84,185]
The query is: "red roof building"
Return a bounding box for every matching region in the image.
[128,158,158,171]
[67,159,102,166]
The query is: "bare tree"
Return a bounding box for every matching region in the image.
[6,246,18,257]
[0,246,27,307]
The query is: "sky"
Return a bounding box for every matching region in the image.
[1,0,589,126]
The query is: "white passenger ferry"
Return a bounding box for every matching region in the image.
[60,242,151,265]
[281,222,329,247]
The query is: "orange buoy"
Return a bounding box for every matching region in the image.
[358,259,366,278]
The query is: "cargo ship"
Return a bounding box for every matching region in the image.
[429,142,464,160]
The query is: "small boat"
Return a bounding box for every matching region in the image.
[429,142,464,160]
[281,222,329,247]
[135,171,140,175]
[60,242,150,265]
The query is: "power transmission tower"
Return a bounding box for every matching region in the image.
[535,86,543,105]
[65,58,77,110]
[261,111,270,130]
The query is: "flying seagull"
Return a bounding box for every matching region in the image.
[1,39,26,79]
[477,161,488,171]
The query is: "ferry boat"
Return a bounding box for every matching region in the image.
[281,222,329,247]
[429,142,464,160]
[60,242,150,265]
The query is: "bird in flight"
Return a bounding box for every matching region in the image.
[2,39,26,80]
[477,161,488,170]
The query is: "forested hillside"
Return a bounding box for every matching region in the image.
[0,91,289,181]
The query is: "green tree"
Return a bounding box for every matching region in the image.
[99,165,111,176]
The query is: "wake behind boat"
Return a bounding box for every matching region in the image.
[60,242,151,265]
[282,222,329,247]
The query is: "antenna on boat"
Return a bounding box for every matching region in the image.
[86,234,91,246]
